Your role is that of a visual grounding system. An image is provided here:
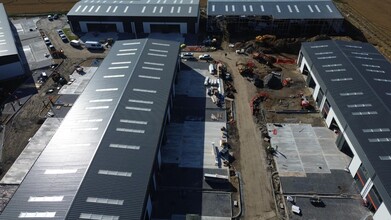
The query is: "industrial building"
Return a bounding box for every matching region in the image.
[67,0,199,34]
[298,40,391,220]
[207,0,343,36]
[0,3,25,81]
[0,38,180,220]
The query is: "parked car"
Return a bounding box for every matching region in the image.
[60,34,68,42]
[48,44,55,51]
[56,29,64,36]
[199,54,212,60]
[47,15,53,21]
[53,14,59,20]
[44,37,51,45]
[181,52,194,59]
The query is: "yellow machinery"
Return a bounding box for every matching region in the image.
[255,35,276,42]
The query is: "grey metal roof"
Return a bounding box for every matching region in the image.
[67,0,199,18]
[0,3,18,57]
[207,0,343,19]
[300,40,391,211]
[0,38,180,220]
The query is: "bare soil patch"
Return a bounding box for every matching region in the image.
[3,0,78,15]
[335,0,391,60]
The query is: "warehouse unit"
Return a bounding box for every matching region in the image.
[207,0,343,36]
[298,40,391,220]
[0,3,25,81]
[0,38,180,220]
[67,0,199,34]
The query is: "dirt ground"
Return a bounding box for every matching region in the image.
[213,51,278,220]
[335,0,391,60]
[2,0,78,15]
[214,48,326,219]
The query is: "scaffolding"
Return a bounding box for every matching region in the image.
[207,15,343,37]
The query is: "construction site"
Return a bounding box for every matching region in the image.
[0,0,390,219]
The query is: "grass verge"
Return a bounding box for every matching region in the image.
[62,28,79,41]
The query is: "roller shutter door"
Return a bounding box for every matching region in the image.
[150,24,180,33]
[87,23,117,32]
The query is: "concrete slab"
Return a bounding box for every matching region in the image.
[13,23,24,33]
[275,152,305,177]
[313,127,336,139]
[23,45,35,64]
[51,95,79,118]
[158,62,230,219]
[31,41,50,62]
[172,216,231,220]
[58,67,98,95]
[176,69,208,97]
[267,123,351,177]
[11,17,53,70]
[153,191,231,219]
[324,155,351,170]
[162,123,184,164]
[0,118,62,184]
[300,154,330,174]
[163,121,226,169]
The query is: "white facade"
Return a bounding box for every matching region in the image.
[299,57,320,101]
[374,203,391,220]
[361,178,374,198]
[299,44,391,220]
[299,54,391,219]
[349,155,362,178]
[300,56,362,176]
[324,107,361,171]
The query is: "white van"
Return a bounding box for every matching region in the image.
[181,52,194,59]
[85,41,103,50]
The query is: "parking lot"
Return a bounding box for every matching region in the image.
[267,123,351,177]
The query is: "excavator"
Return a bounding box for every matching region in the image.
[252,52,276,65]
[255,35,276,42]
[50,49,65,59]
